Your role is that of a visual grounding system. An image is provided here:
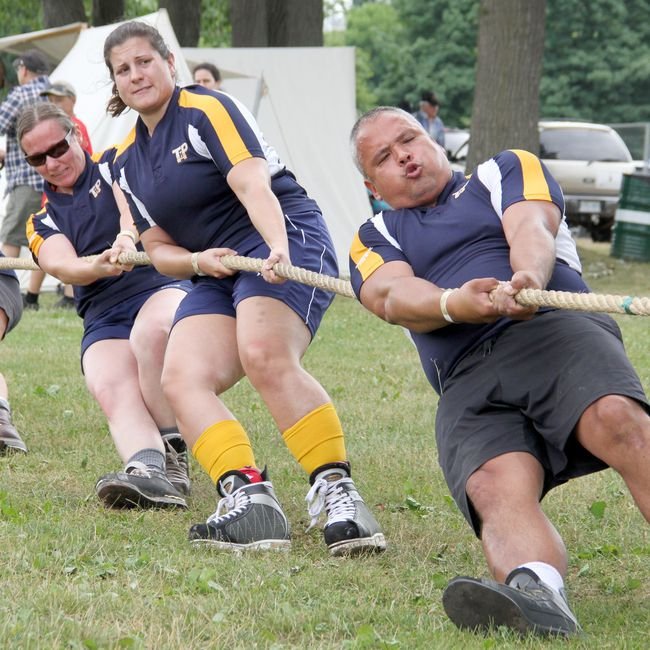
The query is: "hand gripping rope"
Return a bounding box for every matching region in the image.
[1,252,649,316]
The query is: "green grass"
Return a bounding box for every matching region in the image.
[1,241,650,649]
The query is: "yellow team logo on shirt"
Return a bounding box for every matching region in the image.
[172,142,189,163]
[89,179,102,198]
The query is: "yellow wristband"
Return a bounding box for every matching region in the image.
[439,289,457,323]
[117,230,137,244]
[191,251,206,276]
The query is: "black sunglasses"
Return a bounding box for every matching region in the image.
[24,130,73,167]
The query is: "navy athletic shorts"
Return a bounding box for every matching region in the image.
[81,281,191,361]
[173,238,337,338]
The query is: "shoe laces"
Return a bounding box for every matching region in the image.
[164,438,189,483]
[207,482,255,526]
[305,477,356,532]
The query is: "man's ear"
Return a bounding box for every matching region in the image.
[364,179,382,201]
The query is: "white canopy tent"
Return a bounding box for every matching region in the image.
[1,10,369,285]
[0,22,86,66]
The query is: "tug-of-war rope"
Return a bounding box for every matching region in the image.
[1,251,649,316]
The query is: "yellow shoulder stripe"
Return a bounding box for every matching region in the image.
[350,232,385,282]
[26,210,47,258]
[509,149,552,202]
[178,88,253,166]
[113,126,137,159]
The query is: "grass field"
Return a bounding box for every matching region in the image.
[1,241,649,649]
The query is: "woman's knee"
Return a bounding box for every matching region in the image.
[130,313,170,358]
[239,339,296,383]
[85,373,130,415]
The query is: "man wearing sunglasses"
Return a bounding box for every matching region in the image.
[0,49,50,311]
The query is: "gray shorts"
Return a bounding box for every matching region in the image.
[435,310,649,537]
[0,273,22,336]
[1,185,42,247]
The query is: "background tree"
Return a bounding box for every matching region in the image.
[41,0,86,27]
[92,0,125,26]
[466,0,546,171]
[343,2,409,112]
[159,0,201,46]
[542,0,650,123]
[198,0,230,47]
[231,0,323,46]
[392,0,478,125]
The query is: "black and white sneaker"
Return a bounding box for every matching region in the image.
[442,568,581,637]
[188,467,291,552]
[306,464,386,556]
[162,433,191,495]
[96,461,188,509]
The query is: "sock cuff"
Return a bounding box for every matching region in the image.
[127,448,165,471]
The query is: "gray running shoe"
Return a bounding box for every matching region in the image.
[188,467,291,551]
[306,465,386,556]
[96,461,188,509]
[0,408,27,454]
[162,432,191,495]
[442,568,581,637]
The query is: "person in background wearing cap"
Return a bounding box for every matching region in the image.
[40,80,93,308]
[413,90,445,147]
[41,81,92,155]
[0,49,50,312]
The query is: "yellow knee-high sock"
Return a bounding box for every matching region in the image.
[192,420,256,484]
[282,403,347,475]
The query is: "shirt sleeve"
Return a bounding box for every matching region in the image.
[0,88,22,135]
[475,149,565,218]
[348,212,409,299]
[178,88,266,177]
[26,206,59,260]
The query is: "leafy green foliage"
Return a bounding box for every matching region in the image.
[341,0,650,126]
[543,0,650,122]
[197,0,230,47]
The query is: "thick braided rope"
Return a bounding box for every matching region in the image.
[515,288,650,316]
[1,253,648,315]
[218,254,356,298]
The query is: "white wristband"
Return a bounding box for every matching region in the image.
[191,251,206,276]
[117,230,137,244]
[439,289,457,323]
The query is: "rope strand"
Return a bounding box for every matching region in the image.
[2,253,649,315]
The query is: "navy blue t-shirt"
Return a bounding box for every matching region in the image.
[349,149,590,394]
[27,149,173,322]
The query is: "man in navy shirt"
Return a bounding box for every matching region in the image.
[349,106,650,637]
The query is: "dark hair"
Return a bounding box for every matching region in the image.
[103,21,172,117]
[17,103,74,146]
[421,91,439,107]
[397,99,412,113]
[13,49,50,75]
[193,62,221,83]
